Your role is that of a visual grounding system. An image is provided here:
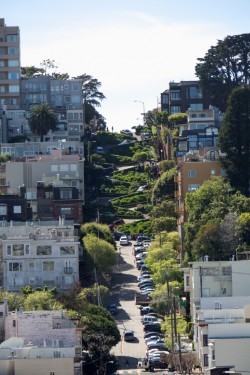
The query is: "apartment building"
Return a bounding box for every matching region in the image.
[161,80,210,115]
[184,259,250,374]
[0,301,82,375]
[0,18,20,110]
[0,223,80,292]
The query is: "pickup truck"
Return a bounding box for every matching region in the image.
[135,292,152,306]
[137,356,168,372]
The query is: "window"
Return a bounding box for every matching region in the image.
[170,90,181,100]
[170,105,181,114]
[43,261,54,271]
[60,246,75,255]
[13,244,24,256]
[25,244,30,255]
[8,60,19,67]
[0,61,5,67]
[9,262,22,271]
[68,113,73,120]
[0,205,7,215]
[13,206,21,214]
[37,245,52,256]
[60,207,72,215]
[188,169,196,177]
[185,275,190,288]
[64,96,70,103]
[189,103,203,110]
[7,245,11,255]
[188,184,200,192]
[9,85,19,93]
[203,354,209,367]
[72,83,79,91]
[29,262,34,269]
[189,86,203,99]
[60,189,72,199]
[7,34,18,42]
[8,72,19,79]
[210,168,216,175]
[51,164,58,172]
[8,47,19,55]
[59,164,69,172]
[13,320,16,327]
[203,334,208,346]
[70,164,77,171]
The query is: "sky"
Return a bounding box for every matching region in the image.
[2,0,250,132]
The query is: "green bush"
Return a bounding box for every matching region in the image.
[104,154,133,165]
[119,220,152,237]
[111,193,149,207]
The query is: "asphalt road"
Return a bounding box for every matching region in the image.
[110,241,168,375]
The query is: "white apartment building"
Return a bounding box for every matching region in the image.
[0,224,80,292]
[0,303,82,375]
[184,259,250,374]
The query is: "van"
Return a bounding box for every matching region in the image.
[141,315,158,325]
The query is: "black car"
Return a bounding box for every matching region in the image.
[107,304,118,315]
[144,322,162,332]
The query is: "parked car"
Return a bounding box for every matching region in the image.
[120,129,133,136]
[140,306,155,315]
[137,185,148,193]
[144,334,164,343]
[107,304,118,315]
[144,322,162,332]
[141,315,159,325]
[124,329,135,342]
[96,146,105,154]
[137,235,151,242]
[120,235,129,246]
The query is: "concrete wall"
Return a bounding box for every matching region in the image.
[0,358,75,375]
[214,338,250,373]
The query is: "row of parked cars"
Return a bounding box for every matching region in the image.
[133,237,156,296]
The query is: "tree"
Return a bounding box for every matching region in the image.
[74,74,106,129]
[82,234,117,273]
[218,86,250,196]
[23,290,63,311]
[28,103,58,141]
[132,150,148,164]
[195,33,250,111]
[21,65,44,78]
[168,113,187,127]
[40,59,58,75]
[184,177,250,261]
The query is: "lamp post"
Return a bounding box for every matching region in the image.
[134,100,145,126]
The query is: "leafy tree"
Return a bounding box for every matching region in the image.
[195,33,250,111]
[51,72,70,80]
[152,168,176,202]
[150,200,176,219]
[184,177,250,260]
[23,290,63,311]
[28,103,58,141]
[21,65,44,78]
[132,151,148,164]
[80,222,115,245]
[168,113,187,127]
[151,217,176,234]
[82,234,117,272]
[158,160,175,173]
[90,153,105,164]
[218,86,250,196]
[74,74,106,129]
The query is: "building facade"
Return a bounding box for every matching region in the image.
[161,80,211,115]
[0,224,80,292]
[184,260,250,374]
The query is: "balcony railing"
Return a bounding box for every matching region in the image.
[64,266,73,274]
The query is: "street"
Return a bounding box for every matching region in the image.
[110,241,168,374]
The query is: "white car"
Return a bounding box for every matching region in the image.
[119,235,128,246]
[137,185,148,193]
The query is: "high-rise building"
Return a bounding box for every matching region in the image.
[0,18,20,110]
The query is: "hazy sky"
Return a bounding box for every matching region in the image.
[2,0,250,131]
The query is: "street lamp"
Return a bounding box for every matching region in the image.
[134,100,145,126]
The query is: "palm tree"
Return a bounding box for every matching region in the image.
[28,103,58,142]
